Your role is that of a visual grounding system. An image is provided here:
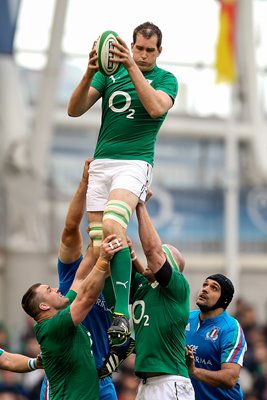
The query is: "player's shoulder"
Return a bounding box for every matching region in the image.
[189,309,200,320]
[218,311,241,331]
[170,269,190,291]
[155,65,177,79]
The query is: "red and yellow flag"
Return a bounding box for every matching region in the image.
[215,0,237,83]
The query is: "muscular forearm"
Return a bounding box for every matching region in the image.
[71,258,109,325]
[190,367,237,389]
[65,178,87,230]
[74,245,95,281]
[67,73,94,117]
[0,353,38,373]
[127,63,170,118]
[136,203,162,253]
[79,268,105,304]
[132,257,145,274]
[59,158,91,262]
[136,202,166,274]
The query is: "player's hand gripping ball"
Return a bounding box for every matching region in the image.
[95,30,121,76]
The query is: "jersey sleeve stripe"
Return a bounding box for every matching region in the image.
[225,321,246,363]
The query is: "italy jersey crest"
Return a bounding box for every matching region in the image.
[206,326,220,341]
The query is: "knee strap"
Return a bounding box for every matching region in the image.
[88,222,103,247]
[103,200,132,229]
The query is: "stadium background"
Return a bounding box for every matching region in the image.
[0,0,267,398]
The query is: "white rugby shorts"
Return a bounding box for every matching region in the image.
[86,159,153,211]
[135,375,195,400]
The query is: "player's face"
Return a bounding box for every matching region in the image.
[196,279,221,309]
[131,33,161,72]
[38,285,69,310]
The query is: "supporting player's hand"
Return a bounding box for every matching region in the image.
[185,345,196,375]
[82,157,93,184]
[145,188,153,203]
[100,234,122,262]
[36,353,44,369]
[127,236,135,257]
[138,188,153,208]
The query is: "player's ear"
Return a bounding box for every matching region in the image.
[39,302,49,311]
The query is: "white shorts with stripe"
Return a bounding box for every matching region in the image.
[86,159,153,211]
[135,375,195,400]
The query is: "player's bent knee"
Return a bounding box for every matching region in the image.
[88,222,103,247]
[103,200,132,230]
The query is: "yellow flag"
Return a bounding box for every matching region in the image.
[215,0,236,83]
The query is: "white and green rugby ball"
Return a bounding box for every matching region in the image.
[95,30,121,76]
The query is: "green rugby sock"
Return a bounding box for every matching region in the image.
[110,247,131,319]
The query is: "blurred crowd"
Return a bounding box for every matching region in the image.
[234,298,267,400]
[0,298,267,399]
[0,315,44,399]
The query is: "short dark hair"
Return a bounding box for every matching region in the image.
[21,283,42,319]
[133,22,162,49]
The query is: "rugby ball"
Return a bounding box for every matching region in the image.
[95,30,121,76]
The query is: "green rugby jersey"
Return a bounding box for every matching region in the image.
[91,65,178,166]
[132,270,190,378]
[34,290,99,400]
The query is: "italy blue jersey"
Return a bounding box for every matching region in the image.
[186,309,247,400]
[40,256,117,400]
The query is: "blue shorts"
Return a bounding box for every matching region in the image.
[40,376,117,400]
[99,376,117,400]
